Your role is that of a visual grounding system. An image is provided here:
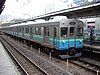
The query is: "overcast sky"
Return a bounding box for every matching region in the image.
[1,0,55,19]
[1,0,76,19]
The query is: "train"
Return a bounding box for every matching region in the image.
[73,0,100,5]
[80,18,100,41]
[0,19,84,59]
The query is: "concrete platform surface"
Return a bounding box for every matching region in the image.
[0,42,20,75]
[84,44,100,49]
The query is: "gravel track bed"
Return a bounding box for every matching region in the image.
[2,35,72,75]
[0,36,47,75]
[3,35,97,75]
[31,50,96,75]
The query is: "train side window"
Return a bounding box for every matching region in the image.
[35,27,41,35]
[44,27,46,36]
[22,27,24,33]
[25,28,29,33]
[69,27,74,36]
[17,28,19,32]
[35,28,38,34]
[38,27,41,35]
[61,27,68,37]
[19,28,21,32]
[32,27,34,33]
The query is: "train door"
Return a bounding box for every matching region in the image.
[68,26,76,47]
[22,27,24,37]
[30,27,32,39]
[43,27,50,45]
[49,27,57,47]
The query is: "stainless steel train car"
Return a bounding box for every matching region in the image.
[0,19,84,59]
[81,18,100,41]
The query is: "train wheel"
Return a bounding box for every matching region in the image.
[68,48,76,56]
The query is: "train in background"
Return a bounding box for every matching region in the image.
[0,18,84,59]
[73,0,100,5]
[80,18,100,41]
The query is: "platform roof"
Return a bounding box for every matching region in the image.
[31,2,100,20]
[1,2,100,26]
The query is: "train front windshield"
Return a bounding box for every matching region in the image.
[61,27,68,37]
[61,27,83,37]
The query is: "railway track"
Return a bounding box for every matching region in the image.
[1,34,100,75]
[82,49,100,61]
[84,41,100,53]
[16,41,100,75]
[0,35,72,75]
[69,58,100,75]
[0,36,48,75]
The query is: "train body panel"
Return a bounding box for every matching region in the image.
[56,38,83,50]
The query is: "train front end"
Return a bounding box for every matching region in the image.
[58,19,84,59]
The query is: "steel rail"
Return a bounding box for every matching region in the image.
[69,58,100,75]
[0,36,49,75]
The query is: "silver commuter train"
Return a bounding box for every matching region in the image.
[0,19,84,59]
[82,18,100,41]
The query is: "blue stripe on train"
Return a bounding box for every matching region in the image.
[55,39,83,50]
[32,35,83,50]
[23,34,83,50]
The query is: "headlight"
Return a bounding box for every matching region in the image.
[79,39,82,43]
[62,40,65,45]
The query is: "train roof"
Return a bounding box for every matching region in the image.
[28,19,83,27]
[1,19,84,28]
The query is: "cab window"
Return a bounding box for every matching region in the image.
[61,27,68,37]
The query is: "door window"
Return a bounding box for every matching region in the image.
[44,27,49,36]
[47,27,49,36]
[44,27,46,36]
[69,27,75,37]
[25,28,29,33]
[54,27,57,37]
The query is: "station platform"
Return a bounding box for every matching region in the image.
[84,43,100,53]
[0,42,20,75]
[84,44,100,49]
